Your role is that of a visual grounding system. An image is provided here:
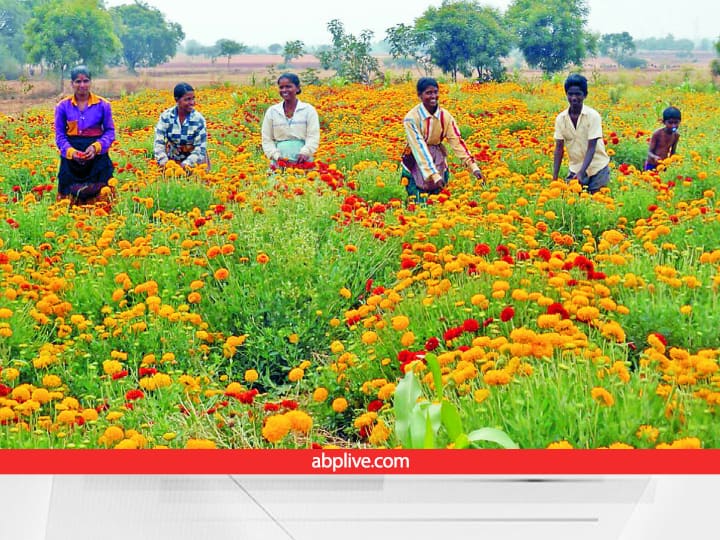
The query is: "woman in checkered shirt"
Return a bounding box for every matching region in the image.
[154,83,209,171]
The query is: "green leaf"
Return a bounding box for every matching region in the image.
[454,433,470,449]
[410,402,429,449]
[427,402,442,447]
[441,400,464,441]
[467,427,519,449]
[425,353,443,401]
[393,370,422,448]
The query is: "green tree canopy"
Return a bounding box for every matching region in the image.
[599,32,636,61]
[110,1,184,74]
[24,0,121,88]
[282,40,305,66]
[317,19,381,84]
[0,0,30,77]
[385,23,432,75]
[215,38,247,67]
[507,0,592,74]
[416,1,512,82]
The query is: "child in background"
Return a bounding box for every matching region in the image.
[645,106,681,170]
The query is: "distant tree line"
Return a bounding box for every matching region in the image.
[1,0,717,86]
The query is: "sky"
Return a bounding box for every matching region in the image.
[105,0,720,47]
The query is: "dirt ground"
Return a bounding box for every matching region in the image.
[0,51,716,116]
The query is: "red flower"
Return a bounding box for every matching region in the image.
[496,244,510,257]
[547,303,570,319]
[264,402,281,412]
[367,400,383,412]
[462,318,480,333]
[652,332,668,346]
[442,326,464,341]
[0,383,11,397]
[474,243,491,256]
[365,278,374,292]
[125,389,145,401]
[482,317,494,327]
[425,336,440,351]
[281,399,298,410]
[112,370,129,380]
[194,217,206,228]
[500,306,515,322]
[400,258,417,269]
[138,367,157,376]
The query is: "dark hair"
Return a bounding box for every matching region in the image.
[173,82,194,101]
[564,73,588,96]
[70,65,91,81]
[417,77,439,94]
[663,106,681,121]
[278,73,301,94]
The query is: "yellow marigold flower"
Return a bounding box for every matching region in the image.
[288,368,304,382]
[190,280,204,290]
[0,407,16,422]
[354,412,378,429]
[607,442,634,449]
[244,369,259,383]
[42,374,62,388]
[656,437,701,449]
[473,388,490,404]
[591,387,615,406]
[286,410,313,433]
[391,315,410,331]
[0,308,13,318]
[102,360,124,376]
[11,385,31,401]
[362,331,378,345]
[56,410,78,425]
[187,291,201,304]
[331,397,348,413]
[636,424,659,443]
[313,387,329,402]
[483,369,511,386]
[31,388,51,404]
[262,414,292,443]
[377,383,396,401]
[339,287,352,299]
[600,321,626,343]
[185,438,217,449]
[471,294,489,309]
[3,367,20,381]
[400,331,415,347]
[679,305,692,315]
[214,268,229,280]
[547,440,574,449]
[369,420,391,446]
[81,408,99,422]
[647,333,666,353]
[102,426,125,443]
[576,306,600,322]
[330,340,344,353]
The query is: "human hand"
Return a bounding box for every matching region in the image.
[296,153,308,164]
[72,150,87,162]
[84,145,97,160]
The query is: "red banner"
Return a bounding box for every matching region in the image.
[2,449,720,475]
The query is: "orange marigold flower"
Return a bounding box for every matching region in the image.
[313,387,329,402]
[185,438,217,449]
[285,410,313,434]
[256,253,270,264]
[591,386,615,406]
[331,397,348,413]
[288,368,304,382]
[262,414,291,443]
[547,440,574,449]
[214,268,229,280]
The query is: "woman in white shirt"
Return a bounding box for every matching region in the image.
[261,73,320,166]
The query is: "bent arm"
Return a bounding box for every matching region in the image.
[404,117,441,184]
[261,109,280,161]
[576,138,598,179]
[182,119,207,167]
[54,104,75,159]
[94,101,116,154]
[299,107,320,158]
[153,114,170,165]
[552,139,564,180]
[444,116,480,175]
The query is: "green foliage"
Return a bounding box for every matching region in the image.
[282,40,305,66]
[317,19,382,84]
[0,0,29,73]
[24,0,121,88]
[215,38,247,67]
[599,32,636,61]
[393,355,519,449]
[416,1,512,82]
[507,0,592,74]
[110,2,185,74]
[384,23,433,76]
[618,56,647,69]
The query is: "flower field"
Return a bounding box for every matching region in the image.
[0,79,719,450]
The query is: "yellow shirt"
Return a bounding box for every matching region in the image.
[554,105,609,176]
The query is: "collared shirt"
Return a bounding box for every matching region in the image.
[403,103,479,183]
[261,99,320,161]
[554,105,610,176]
[54,93,116,159]
[154,106,208,166]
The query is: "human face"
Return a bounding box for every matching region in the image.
[72,75,91,100]
[419,85,439,112]
[277,78,299,102]
[663,118,680,133]
[176,91,196,115]
[565,86,585,111]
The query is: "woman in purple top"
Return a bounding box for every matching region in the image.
[54,65,116,203]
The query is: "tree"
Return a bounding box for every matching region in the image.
[110,1,184,75]
[215,38,246,67]
[416,1,511,82]
[317,19,381,84]
[599,32,635,61]
[24,0,121,89]
[268,43,282,55]
[282,40,304,66]
[0,0,30,77]
[712,39,720,78]
[385,23,432,75]
[507,0,592,74]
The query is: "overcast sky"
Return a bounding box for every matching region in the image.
[105,0,719,46]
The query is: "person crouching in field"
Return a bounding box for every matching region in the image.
[154,83,209,172]
[54,65,116,204]
[645,106,681,170]
[261,73,320,168]
[401,77,483,201]
[552,74,610,194]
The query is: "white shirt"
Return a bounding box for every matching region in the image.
[261,99,320,161]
